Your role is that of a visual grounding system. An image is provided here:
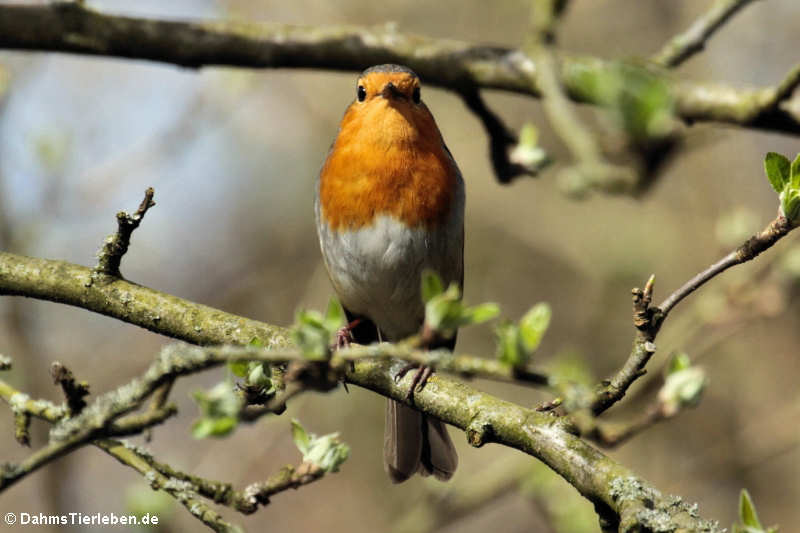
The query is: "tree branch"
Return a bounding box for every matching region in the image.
[656,212,793,320]
[652,0,760,68]
[458,88,549,183]
[0,2,799,136]
[50,361,90,415]
[526,0,638,196]
[92,187,155,281]
[95,439,240,533]
[0,251,290,347]
[590,211,795,415]
[0,252,720,531]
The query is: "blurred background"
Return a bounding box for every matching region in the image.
[1,1,799,531]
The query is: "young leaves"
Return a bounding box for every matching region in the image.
[291,298,345,360]
[191,381,243,439]
[764,152,790,193]
[509,123,550,171]
[657,352,706,417]
[496,303,552,367]
[764,151,800,223]
[733,489,779,533]
[291,419,350,473]
[228,338,276,397]
[422,270,499,339]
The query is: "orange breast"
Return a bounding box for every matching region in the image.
[319,100,458,231]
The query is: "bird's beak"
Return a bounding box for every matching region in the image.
[381,82,405,100]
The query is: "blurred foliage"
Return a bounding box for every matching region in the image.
[125,483,175,527]
[658,352,706,416]
[191,381,242,439]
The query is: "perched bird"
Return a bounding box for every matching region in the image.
[315,64,464,483]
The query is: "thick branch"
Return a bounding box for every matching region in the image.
[0,3,799,135]
[0,252,718,530]
[349,358,716,531]
[653,0,760,68]
[0,252,290,347]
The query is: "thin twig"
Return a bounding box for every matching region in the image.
[590,212,795,415]
[582,404,667,448]
[657,213,793,319]
[50,361,90,415]
[92,187,155,281]
[525,0,638,196]
[653,0,760,68]
[99,437,327,516]
[96,439,241,533]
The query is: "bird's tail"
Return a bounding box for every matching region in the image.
[383,399,458,483]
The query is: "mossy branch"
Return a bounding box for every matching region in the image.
[0,2,798,137]
[0,251,720,531]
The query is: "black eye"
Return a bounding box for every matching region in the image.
[412,87,421,104]
[357,85,367,102]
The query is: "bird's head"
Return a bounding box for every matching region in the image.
[340,64,437,146]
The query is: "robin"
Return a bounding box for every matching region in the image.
[315,64,464,483]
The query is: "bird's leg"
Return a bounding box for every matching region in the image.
[394,364,433,402]
[334,318,362,350]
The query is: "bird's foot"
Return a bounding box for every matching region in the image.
[334,318,362,350]
[394,364,433,402]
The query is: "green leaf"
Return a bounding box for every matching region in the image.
[658,366,706,416]
[423,281,500,338]
[518,123,539,147]
[598,61,675,141]
[192,416,237,438]
[462,303,501,326]
[791,153,800,189]
[764,152,791,193]
[248,337,265,348]
[519,303,551,353]
[305,433,351,472]
[291,420,350,472]
[323,298,345,332]
[421,270,445,303]
[247,363,269,388]
[291,419,311,454]
[739,489,763,529]
[781,189,800,222]
[666,352,691,375]
[496,322,523,367]
[228,360,249,378]
[191,381,243,439]
[291,310,332,360]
